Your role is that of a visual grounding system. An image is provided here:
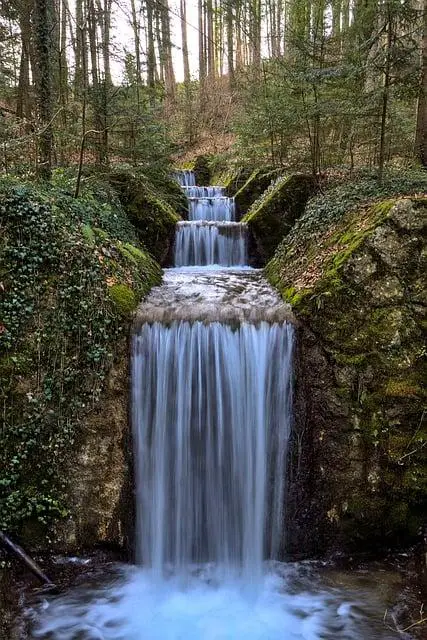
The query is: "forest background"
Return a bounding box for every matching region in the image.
[0,0,425,183]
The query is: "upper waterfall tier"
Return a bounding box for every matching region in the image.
[175,170,196,187]
[135,268,293,325]
[174,221,247,267]
[184,186,225,198]
[188,196,236,221]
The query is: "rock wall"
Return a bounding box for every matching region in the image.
[267,196,427,554]
[243,174,317,262]
[56,343,133,552]
[109,169,182,264]
[0,179,162,552]
[234,168,280,219]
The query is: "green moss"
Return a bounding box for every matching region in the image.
[234,168,281,218]
[181,155,213,185]
[384,379,424,398]
[0,181,162,541]
[193,155,212,185]
[108,284,138,315]
[244,174,317,261]
[266,188,427,549]
[332,352,368,367]
[117,242,146,265]
[266,197,419,312]
[82,224,96,245]
[93,227,109,241]
[109,169,180,263]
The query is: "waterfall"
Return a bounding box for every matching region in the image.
[175,169,196,187]
[188,194,236,222]
[174,221,248,267]
[132,170,294,580]
[34,171,401,640]
[132,321,294,580]
[184,186,226,198]
[174,170,243,265]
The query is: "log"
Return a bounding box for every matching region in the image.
[0,531,55,587]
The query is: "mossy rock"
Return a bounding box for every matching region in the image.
[242,173,317,261]
[266,197,426,313]
[272,195,427,553]
[157,174,188,219]
[0,182,161,544]
[193,155,212,185]
[234,168,281,219]
[220,167,257,197]
[109,170,180,263]
[108,284,138,315]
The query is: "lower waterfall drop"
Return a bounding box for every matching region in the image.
[132,321,294,581]
[174,221,248,267]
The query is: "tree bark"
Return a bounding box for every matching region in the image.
[415,0,427,165]
[180,0,191,85]
[33,0,55,179]
[17,1,32,120]
[226,0,234,84]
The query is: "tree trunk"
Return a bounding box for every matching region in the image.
[415,0,427,165]
[180,0,191,85]
[378,2,393,181]
[74,0,85,96]
[130,0,143,85]
[33,0,55,180]
[17,1,32,121]
[160,0,176,102]
[198,0,206,81]
[146,0,156,96]
[226,0,234,85]
[206,0,215,77]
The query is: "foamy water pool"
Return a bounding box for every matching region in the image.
[31,562,410,639]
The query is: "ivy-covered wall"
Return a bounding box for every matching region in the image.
[265,171,427,554]
[0,175,162,548]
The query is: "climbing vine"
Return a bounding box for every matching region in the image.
[0,180,161,537]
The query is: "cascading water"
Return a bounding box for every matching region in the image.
[33,170,408,640]
[133,321,293,581]
[174,221,247,267]
[188,192,236,221]
[175,177,242,265]
[175,169,196,187]
[134,175,290,579]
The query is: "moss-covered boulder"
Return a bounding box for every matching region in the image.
[0,180,161,549]
[242,173,317,261]
[266,189,427,555]
[156,173,188,219]
[109,169,181,263]
[234,168,281,218]
[209,166,255,197]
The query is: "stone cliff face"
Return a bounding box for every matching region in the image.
[266,196,426,554]
[56,343,133,552]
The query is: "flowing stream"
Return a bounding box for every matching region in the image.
[32,172,410,639]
